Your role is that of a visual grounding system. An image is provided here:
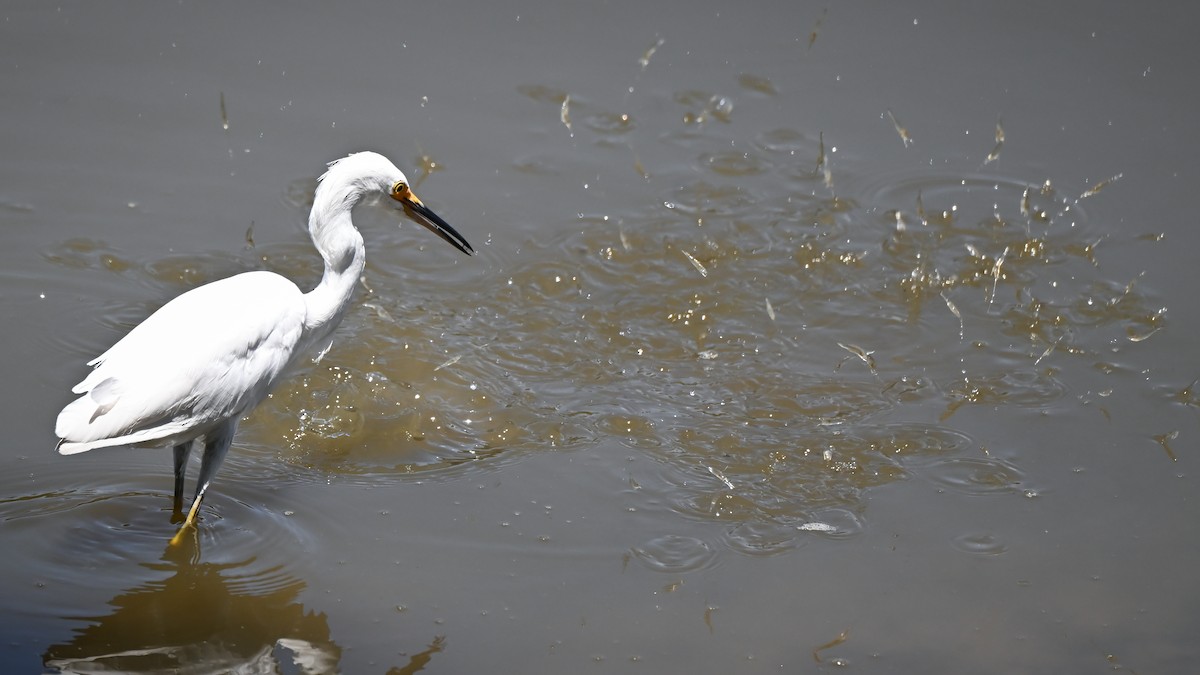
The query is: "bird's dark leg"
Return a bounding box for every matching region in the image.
[170,442,193,523]
[169,419,237,546]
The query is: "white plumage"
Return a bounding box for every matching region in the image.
[54,151,474,542]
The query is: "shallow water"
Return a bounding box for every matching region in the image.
[2,2,1199,673]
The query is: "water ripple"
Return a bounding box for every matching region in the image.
[630,534,718,573]
[920,457,1027,497]
[950,531,1009,556]
[1,456,329,598]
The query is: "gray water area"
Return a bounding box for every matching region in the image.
[2,2,1198,673]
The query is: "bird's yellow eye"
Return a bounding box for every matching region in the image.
[392,181,408,197]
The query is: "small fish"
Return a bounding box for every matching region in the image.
[1174,379,1199,408]
[362,302,394,323]
[808,8,827,51]
[736,73,777,95]
[633,154,649,179]
[837,342,876,374]
[707,465,734,490]
[765,297,776,321]
[812,628,850,663]
[985,116,1004,164]
[638,37,664,71]
[434,354,463,371]
[886,109,912,147]
[1111,273,1143,306]
[681,249,708,277]
[988,247,1009,308]
[312,340,333,364]
[560,94,572,135]
[1127,327,1161,343]
[1154,429,1178,461]
[706,95,734,123]
[410,150,441,189]
[941,292,963,339]
[916,189,927,224]
[1080,173,1123,199]
[817,131,833,189]
[244,222,255,249]
[419,152,441,177]
[219,91,229,131]
[1034,335,1063,365]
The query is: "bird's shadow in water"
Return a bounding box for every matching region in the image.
[42,533,341,673]
[42,532,450,674]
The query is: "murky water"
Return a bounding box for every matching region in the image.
[2,2,1198,673]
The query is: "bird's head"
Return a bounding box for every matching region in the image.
[319,151,474,256]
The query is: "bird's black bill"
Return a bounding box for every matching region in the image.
[402,200,475,256]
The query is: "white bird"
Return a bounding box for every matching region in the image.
[54,151,474,544]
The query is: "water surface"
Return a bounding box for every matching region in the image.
[2,2,1198,673]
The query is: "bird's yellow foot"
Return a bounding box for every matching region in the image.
[168,495,204,546]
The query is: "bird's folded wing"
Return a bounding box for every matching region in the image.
[56,272,306,452]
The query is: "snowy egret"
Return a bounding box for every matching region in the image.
[54,151,474,544]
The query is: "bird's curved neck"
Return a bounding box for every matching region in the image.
[302,184,367,347]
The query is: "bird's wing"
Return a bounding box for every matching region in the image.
[56,271,308,452]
